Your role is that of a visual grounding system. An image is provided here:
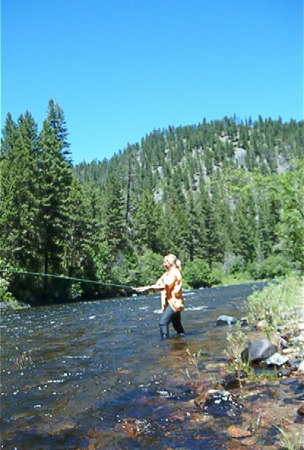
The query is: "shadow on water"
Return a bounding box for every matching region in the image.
[1,282,276,449]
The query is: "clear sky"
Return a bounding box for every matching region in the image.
[1,0,303,164]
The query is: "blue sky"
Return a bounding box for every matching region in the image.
[1,0,303,163]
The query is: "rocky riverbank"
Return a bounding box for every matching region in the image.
[191,277,304,449]
[0,300,30,310]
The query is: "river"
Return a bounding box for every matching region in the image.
[1,282,271,449]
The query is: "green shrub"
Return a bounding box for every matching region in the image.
[183,258,213,288]
[250,254,292,280]
[229,257,247,275]
[137,250,163,285]
[225,321,250,387]
[0,275,16,303]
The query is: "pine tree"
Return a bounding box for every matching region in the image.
[0,112,39,269]
[102,173,126,255]
[37,100,73,293]
[232,190,257,264]
[133,188,163,253]
[63,177,89,277]
[186,192,205,261]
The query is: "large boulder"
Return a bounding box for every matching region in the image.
[242,338,277,363]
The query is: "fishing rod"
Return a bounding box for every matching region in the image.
[0,268,135,290]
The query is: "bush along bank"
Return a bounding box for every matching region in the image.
[0,272,30,310]
[191,276,304,448]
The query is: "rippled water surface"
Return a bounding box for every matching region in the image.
[1,283,266,449]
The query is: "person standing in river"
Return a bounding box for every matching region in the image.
[135,254,185,338]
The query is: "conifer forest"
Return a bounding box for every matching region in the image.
[1,100,303,304]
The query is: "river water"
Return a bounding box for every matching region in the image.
[1,283,269,449]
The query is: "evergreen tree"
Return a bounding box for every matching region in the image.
[37,100,73,293]
[133,189,163,253]
[232,190,258,264]
[186,192,204,261]
[102,173,126,254]
[63,177,89,277]
[0,112,39,269]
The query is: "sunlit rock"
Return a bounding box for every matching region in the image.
[240,316,249,326]
[256,319,267,330]
[297,360,304,373]
[241,338,277,363]
[262,352,289,367]
[216,315,236,326]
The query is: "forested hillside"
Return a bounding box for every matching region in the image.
[1,100,303,304]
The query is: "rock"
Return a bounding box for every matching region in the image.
[114,417,149,437]
[242,339,277,363]
[262,352,289,368]
[297,360,304,373]
[256,319,268,330]
[221,373,240,390]
[297,405,304,416]
[282,348,296,355]
[281,331,294,342]
[240,316,249,326]
[277,336,289,349]
[196,389,241,417]
[216,315,237,326]
[278,368,292,377]
[194,392,207,409]
[227,424,253,438]
[221,371,247,389]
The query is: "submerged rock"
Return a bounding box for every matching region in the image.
[114,417,150,438]
[195,389,241,418]
[221,372,247,390]
[242,338,277,363]
[216,315,237,326]
[227,424,253,438]
[221,373,240,390]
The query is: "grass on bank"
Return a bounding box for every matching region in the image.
[243,275,303,333]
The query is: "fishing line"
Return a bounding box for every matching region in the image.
[0,268,134,290]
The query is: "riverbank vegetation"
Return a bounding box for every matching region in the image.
[1,100,303,305]
[225,276,303,377]
[182,276,304,447]
[244,276,303,337]
[225,275,304,447]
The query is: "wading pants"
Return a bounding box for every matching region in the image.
[159,304,185,338]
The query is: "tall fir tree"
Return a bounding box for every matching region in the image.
[102,173,126,255]
[0,112,39,269]
[37,100,73,292]
[232,190,258,264]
